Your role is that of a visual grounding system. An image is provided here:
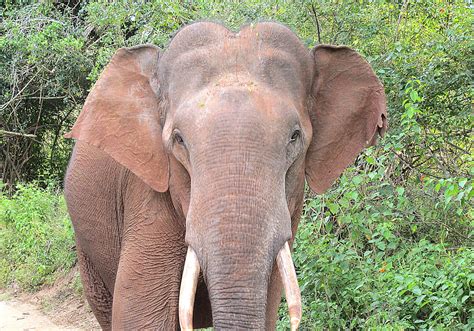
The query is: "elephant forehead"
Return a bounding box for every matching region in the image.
[159,22,313,106]
[171,86,300,156]
[178,82,298,120]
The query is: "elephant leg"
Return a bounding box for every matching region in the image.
[77,245,113,330]
[65,142,124,328]
[111,175,186,330]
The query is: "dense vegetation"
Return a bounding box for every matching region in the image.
[1,1,472,329]
[0,182,75,289]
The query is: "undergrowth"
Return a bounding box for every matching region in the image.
[0,182,76,290]
[277,162,473,329]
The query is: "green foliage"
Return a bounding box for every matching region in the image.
[278,77,472,329]
[288,220,473,329]
[279,155,473,329]
[1,3,91,186]
[0,182,76,290]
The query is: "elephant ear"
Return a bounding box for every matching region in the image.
[305,45,388,194]
[65,45,169,192]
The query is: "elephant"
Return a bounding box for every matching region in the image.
[64,21,387,330]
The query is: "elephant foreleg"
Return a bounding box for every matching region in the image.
[111,178,186,330]
[77,245,113,330]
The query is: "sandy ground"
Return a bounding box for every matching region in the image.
[0,266,99,331]
[0,299,74,330]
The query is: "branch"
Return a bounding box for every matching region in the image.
[0,130,37,138]
[390,147,443,179]
[445,140,470,154]
[395,0,410,41]
[1,69,41,111]
[25,95,67,100]
[310,3,322,44]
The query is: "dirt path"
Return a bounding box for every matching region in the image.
[0,294,98,331]
[0,299,75,330]
[0,267,99,330]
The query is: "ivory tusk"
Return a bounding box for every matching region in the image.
[277,242,302,331]
[179,246,200,331]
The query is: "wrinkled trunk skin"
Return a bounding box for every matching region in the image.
[186,166,291,330]
[180,89,294,329]
[205,233,270,329]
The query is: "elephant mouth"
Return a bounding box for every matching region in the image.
[178,242,302,331]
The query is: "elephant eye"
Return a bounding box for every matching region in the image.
[174,132,185,145]
[290,129,301,143]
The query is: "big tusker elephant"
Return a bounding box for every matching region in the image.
[64,22,387,330]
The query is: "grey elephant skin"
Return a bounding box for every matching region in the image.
[64,21,387,330]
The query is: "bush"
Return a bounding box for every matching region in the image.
[0,182,76,290]
[0,4,90,187]
[286,220,473,329]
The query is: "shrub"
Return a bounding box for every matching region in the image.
[284,220,473,329]
[0,182,76,290]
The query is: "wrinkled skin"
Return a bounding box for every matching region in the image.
[64,22,387,330]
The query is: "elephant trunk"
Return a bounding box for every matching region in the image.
[180,172,300,329]
[179,243,301,330]
[203,226,272,330]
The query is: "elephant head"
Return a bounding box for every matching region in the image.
[66,22,387,330]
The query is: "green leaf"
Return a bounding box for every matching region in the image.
[410,89,421,102]
[415,294,426,305]
[327,202,339,214]
[412,286,422,295]
[396,187,405,196]
[352,175,363,185]
[458,178,468,188]
[375,241,386,251]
